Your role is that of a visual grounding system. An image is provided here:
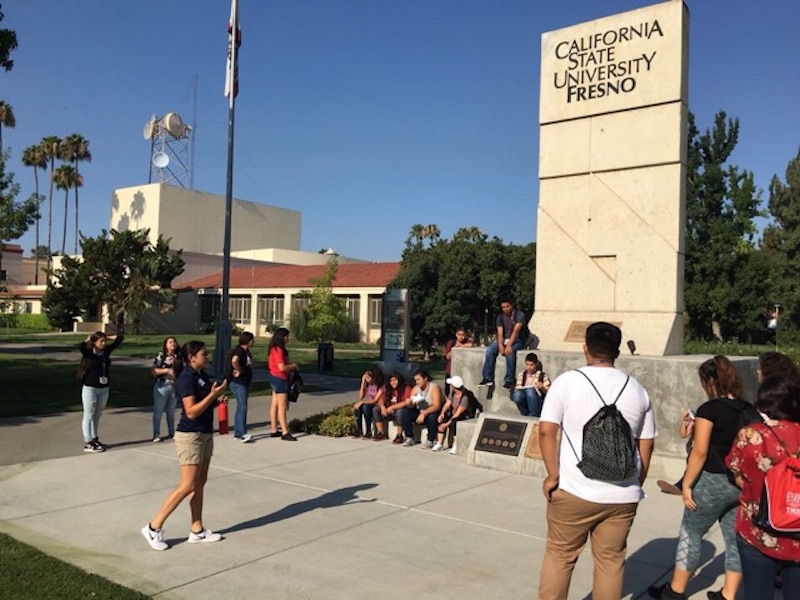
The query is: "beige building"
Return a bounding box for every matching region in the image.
[3,184,394,340]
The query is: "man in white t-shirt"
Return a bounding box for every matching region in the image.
[538,322,657,600]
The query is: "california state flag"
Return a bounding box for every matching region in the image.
[225,0,241,101]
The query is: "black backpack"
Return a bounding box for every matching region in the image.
[464,389,483,418]
[564,370,636,482]
[288,371,303,403]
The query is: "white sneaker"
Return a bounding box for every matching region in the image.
[431,442,443,452]
[402,438,415,447]
[421,440,433,449]
[449,444,458,455]
[188,528,223,544]
[240,434,253,443]
[141,525,168,551]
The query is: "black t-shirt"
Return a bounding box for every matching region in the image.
[79,335,124,388]
[176,367,217,433]
[695,397,746,473]
[231,346,253,386]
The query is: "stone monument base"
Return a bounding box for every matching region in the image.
[528,311,684,356]
[451,347,758,482]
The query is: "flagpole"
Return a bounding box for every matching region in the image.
[214,0,240,379]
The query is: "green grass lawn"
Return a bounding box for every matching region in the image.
[0,533,150,600]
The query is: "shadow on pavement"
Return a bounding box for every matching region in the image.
[220,483,379,534]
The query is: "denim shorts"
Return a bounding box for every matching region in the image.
[268,374,289,394]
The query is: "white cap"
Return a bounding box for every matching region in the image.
[445,375,464,389]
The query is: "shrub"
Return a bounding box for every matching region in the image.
[317,404,357,437]
[14,314,52,330]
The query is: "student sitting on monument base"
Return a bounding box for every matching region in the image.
[433,375,479,454]
[478,298,529,390]
[401,369,443,448]
[511,353,550,417]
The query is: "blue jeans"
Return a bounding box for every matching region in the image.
[482,340,523,386]
[81,385,109,442]
[401,407,440,441]
[737,535,800,600]
[353,404,373,435]
[152,381,177,437]
[512,388,542,417]
[230,381,250,437]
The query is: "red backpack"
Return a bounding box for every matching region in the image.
[754,424,800,539]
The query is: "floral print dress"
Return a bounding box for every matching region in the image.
[726,418,800,561]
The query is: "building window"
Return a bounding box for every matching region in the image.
[23,302,33,314]
[229,296,251,325]
[201,296,221,323]
[292,295,310,314]
[258,295,285,327]
[339,295,360,325]
[369,296,383,328]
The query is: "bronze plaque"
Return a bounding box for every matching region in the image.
[475,418,527,456]
[524,422,542,459]
[564,320,622,343]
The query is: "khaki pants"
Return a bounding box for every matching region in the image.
[538,488,638,600]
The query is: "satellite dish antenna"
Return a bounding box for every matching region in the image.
[152,152,170,168]
[143,114,157,140]
[163,112,185,139]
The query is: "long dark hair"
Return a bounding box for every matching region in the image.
[758,352,800,384]
[385,371,406,401]
[178,340,206,378]
[367,366,384,389]
[757,375,800,422]
[698,355,745,401]
[269,327,290,356]
[162,336,179,356]
[77,331,107,381]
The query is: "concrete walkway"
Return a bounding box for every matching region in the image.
[0,344,768,599]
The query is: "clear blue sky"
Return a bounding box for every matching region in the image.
[3,1,799,262]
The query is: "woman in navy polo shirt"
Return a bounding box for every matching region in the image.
[141,340,228,551]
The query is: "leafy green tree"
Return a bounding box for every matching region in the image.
[390,224,536,353]
[0,4,17,72]
[31,244,50,259]
[42,229,185,332]
[304,257,352,341]
[683,111,768,341]
[762,148,800,338]
[21,144,47,283]
[60,134,91,254]
[0,150,38,283]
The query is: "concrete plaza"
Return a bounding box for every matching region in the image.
[0,373,751,600]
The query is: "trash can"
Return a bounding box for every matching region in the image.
[317,342,334,372]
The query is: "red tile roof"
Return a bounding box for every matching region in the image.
[1,244,23,254]
[179,262,401,291]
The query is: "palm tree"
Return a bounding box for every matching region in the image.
[40,135,62,271]
[0,100,15,154]
[21,144,48,284]
[60,134,91,254]
[53,164,80,256]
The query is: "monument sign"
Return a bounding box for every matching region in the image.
[530,1,688,355]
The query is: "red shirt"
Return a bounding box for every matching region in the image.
[268,346,288,380]
[385,385,411,405]
[726,419,800,561]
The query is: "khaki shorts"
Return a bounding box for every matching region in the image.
[174,432,214,466]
